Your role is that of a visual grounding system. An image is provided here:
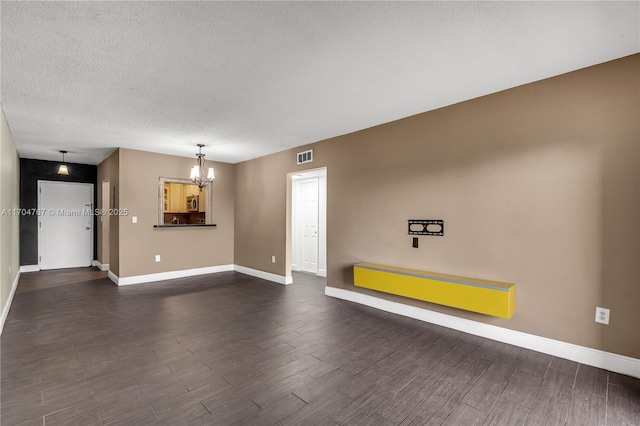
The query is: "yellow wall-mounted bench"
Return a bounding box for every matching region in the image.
[353,263,516,319]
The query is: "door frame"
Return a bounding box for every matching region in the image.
[37,180,94,270]
[288,167,327,280]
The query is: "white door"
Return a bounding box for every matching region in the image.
[38,181,93,270]
[101,181,110,266]
[300,178,319,274]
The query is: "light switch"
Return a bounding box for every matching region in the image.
[132,216,137,223]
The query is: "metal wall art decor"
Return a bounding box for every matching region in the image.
[408,219,444,236]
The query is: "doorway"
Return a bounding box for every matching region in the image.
[290,168,327,278]
[38,181,93,270]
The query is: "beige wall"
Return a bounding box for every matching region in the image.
[235,54,640,358]
[115,148,234,277]
[97,149,120,275]
[235,152,292,274]
[0,105,21,314]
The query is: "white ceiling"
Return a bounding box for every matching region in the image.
[1,1,638,165]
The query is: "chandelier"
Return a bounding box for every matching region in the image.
[189,144,215,189]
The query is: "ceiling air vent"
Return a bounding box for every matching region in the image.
[297,149,313,165]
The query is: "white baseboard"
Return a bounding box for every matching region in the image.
[108,270,119,285]
[91,260,109,271]
[234,265,292,285]
[325,286,640,379]
[22,263,110,272]
[0,271,21,335]
[108,264,292,287]
[109,264,234,286]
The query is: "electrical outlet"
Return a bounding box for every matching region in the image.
[272,256,276,263]
[595,307,610,325]
[132,216,137,223]
[155,255,161,263]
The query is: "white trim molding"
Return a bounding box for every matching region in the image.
[109,264,234,286]
[317,268,327,278]
[19,265,40,273]
[325,286,640,379]
[233,265,292,285]
[108,264,292,287]
[92,260,110,271]
[108,270,120,285]
[0,271,21,335]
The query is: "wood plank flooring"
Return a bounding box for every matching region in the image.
[1,268,639,425]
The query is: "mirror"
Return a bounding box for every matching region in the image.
[158,177,212,225]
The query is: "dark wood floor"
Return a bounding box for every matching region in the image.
[1,269,639,426]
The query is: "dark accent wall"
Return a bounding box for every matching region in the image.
[20,159,98,266]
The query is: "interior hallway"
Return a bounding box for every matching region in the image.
[1,269,639,425]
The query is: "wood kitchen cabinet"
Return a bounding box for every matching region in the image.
[198,190,207,213]
[168,183,184,212]
[183,185,199,198]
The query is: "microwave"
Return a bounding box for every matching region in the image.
[186,195,198,212]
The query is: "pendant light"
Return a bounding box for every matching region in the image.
[57,150,69,175]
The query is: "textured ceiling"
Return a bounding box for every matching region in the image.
[1,1,638,165]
